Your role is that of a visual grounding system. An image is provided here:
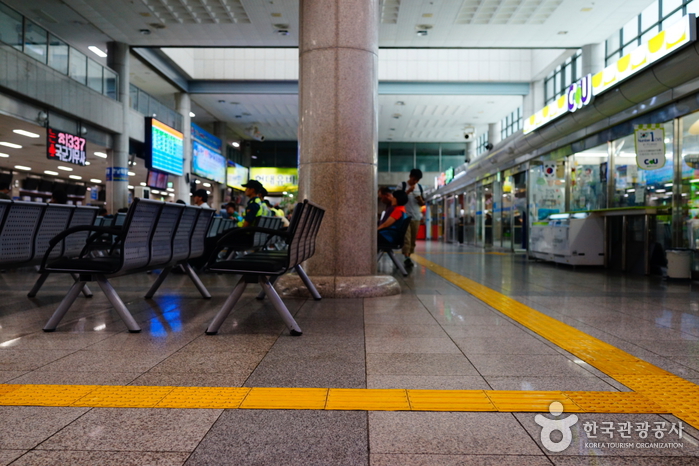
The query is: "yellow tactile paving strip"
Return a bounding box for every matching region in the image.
[0,253,697,425]
[410,253,699,428]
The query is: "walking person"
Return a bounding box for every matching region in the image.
[396,168,425,268]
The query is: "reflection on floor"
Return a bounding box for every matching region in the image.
[1,240,699,465]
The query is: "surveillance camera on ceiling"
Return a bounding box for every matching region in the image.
[246,126,265,142]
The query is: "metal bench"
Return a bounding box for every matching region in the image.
[144,204,215,300]
[205,200,325,335]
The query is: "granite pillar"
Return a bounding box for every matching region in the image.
[106,42,129,212]
[175,93,192,204]
[488,122,502,147]
[287,0,399,298]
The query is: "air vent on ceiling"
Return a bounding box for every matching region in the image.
[380,0,400,24]
[455,0,564,25]
[140,0,251,24]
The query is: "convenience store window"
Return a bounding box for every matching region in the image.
[681,111,699,249]
[611,121,674,209]
[569,144,608,212]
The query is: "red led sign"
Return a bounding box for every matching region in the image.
[47,127,87,166]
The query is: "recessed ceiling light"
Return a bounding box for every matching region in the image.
[231,142,240,148]
[128,185,134,189]
[140,182,147,186]
[168,193,174,197]
[189,111,195,117]
[94,152,108,158]
[0,153,8,158]
[44,170,58,175]
[422,13,433,18]
[151,189,160,194]
[128,171,135,176]
[57,166,73,171]
[416,30,428,36]
[90,179,102,183]
[13,129,40,138]
[14,165,31,171]
[88,46,107,58]
[276,29,289,36]
[166,188,175,192]
[580,7,593,12]
[0,142,22,149]
[84,161,90,165]
[395,101,405,106]
[558,31,568,35]
[392,113,402,119]
[203,182,211,187]
[69,175,82,180]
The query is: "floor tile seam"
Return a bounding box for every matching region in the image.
[411,254,699,426]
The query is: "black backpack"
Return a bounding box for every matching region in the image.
[402,181,423,197]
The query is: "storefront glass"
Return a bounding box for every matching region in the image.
[528,159,566,223]
[465,189,476,244]
[512,171,527,251]
[681,110,699,250]
[611,121,674,208]
[569,144,608,211]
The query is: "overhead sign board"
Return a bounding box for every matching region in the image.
[47,128,87,166]
[524,14,696,134]
[250,167,298,193]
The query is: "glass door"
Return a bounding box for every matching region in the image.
[512,171,527,252]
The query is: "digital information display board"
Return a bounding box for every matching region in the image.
[226,162,249,190]
[192,140,226,184]
[146,118,184,176]
[249,167,298,193]
[47,127,87,166]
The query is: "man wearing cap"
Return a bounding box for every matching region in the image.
[192,188,211,209]
[240,180,265,227]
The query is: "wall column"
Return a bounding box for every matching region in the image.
[488,122,502,147]
[175,93,192,204]
[213,121,227,208]
[106,42,130,212]
[289,0,399,297]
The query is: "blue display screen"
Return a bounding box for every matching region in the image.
[192,140,225,184]
[147,118,184,176]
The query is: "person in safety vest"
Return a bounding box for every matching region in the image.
[239,180,265,227]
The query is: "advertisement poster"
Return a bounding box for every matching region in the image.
[634,124,666,170]
[250,167,298,193]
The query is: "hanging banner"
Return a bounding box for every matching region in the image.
[634,124,666,170]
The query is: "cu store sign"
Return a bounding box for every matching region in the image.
[47,128,87,166]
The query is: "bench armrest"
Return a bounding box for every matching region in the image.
[215,226,289,248]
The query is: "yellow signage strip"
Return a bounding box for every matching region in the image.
[523,14,696,134]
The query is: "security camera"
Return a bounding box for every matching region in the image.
[464,133,474,140]
[464,157,471,164]
[246,126,265,142]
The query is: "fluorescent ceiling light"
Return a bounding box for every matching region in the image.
[69,175,82,180]
[14,165,31,170]
[44,170,59,175]
[13,129,40,138]
[90,179,102,183]
[94,152,108,158]
[127,171,135,176]
[57,166,73,171]
[0,153,8,158]
[0,142,22,149]
[88,46,107,58]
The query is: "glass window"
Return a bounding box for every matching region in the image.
[389,143,414,173]
[661,10,683,30]
[681,110,699,249]
[570,144,608,211]
[545,77,554,104]
[0,3,22,51]
[69,47,87,85]
[416,143,439,173]
[622,16,639,44]
[137,89,149,115]
[663,0,683,16]
[606,31,620,55]
[103,68,117,99]
[129,84,139,109]
[378,143,389,172]
[48,34,68,74]
[23,19,47,63]
[688,0,699,16]
[441,143,465,172]
[87,58,103,93]
[641,1,659,32]
[528,160,566,223]
[612,121,674,208]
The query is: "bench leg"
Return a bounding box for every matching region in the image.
[206,276,247,335]
[71,273,93,298]
[43,280,86,331]
[145,266,171,299]
[295,265,321,301]
[95,275,141,333]
[184,263,211,299]
[255,275,279,300]
[28,272,49,298]
[387,250,408,276]
[259,276,302,336]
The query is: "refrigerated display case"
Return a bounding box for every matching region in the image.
[529,212,604,265]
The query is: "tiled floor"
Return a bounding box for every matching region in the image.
[1,241,699,464]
